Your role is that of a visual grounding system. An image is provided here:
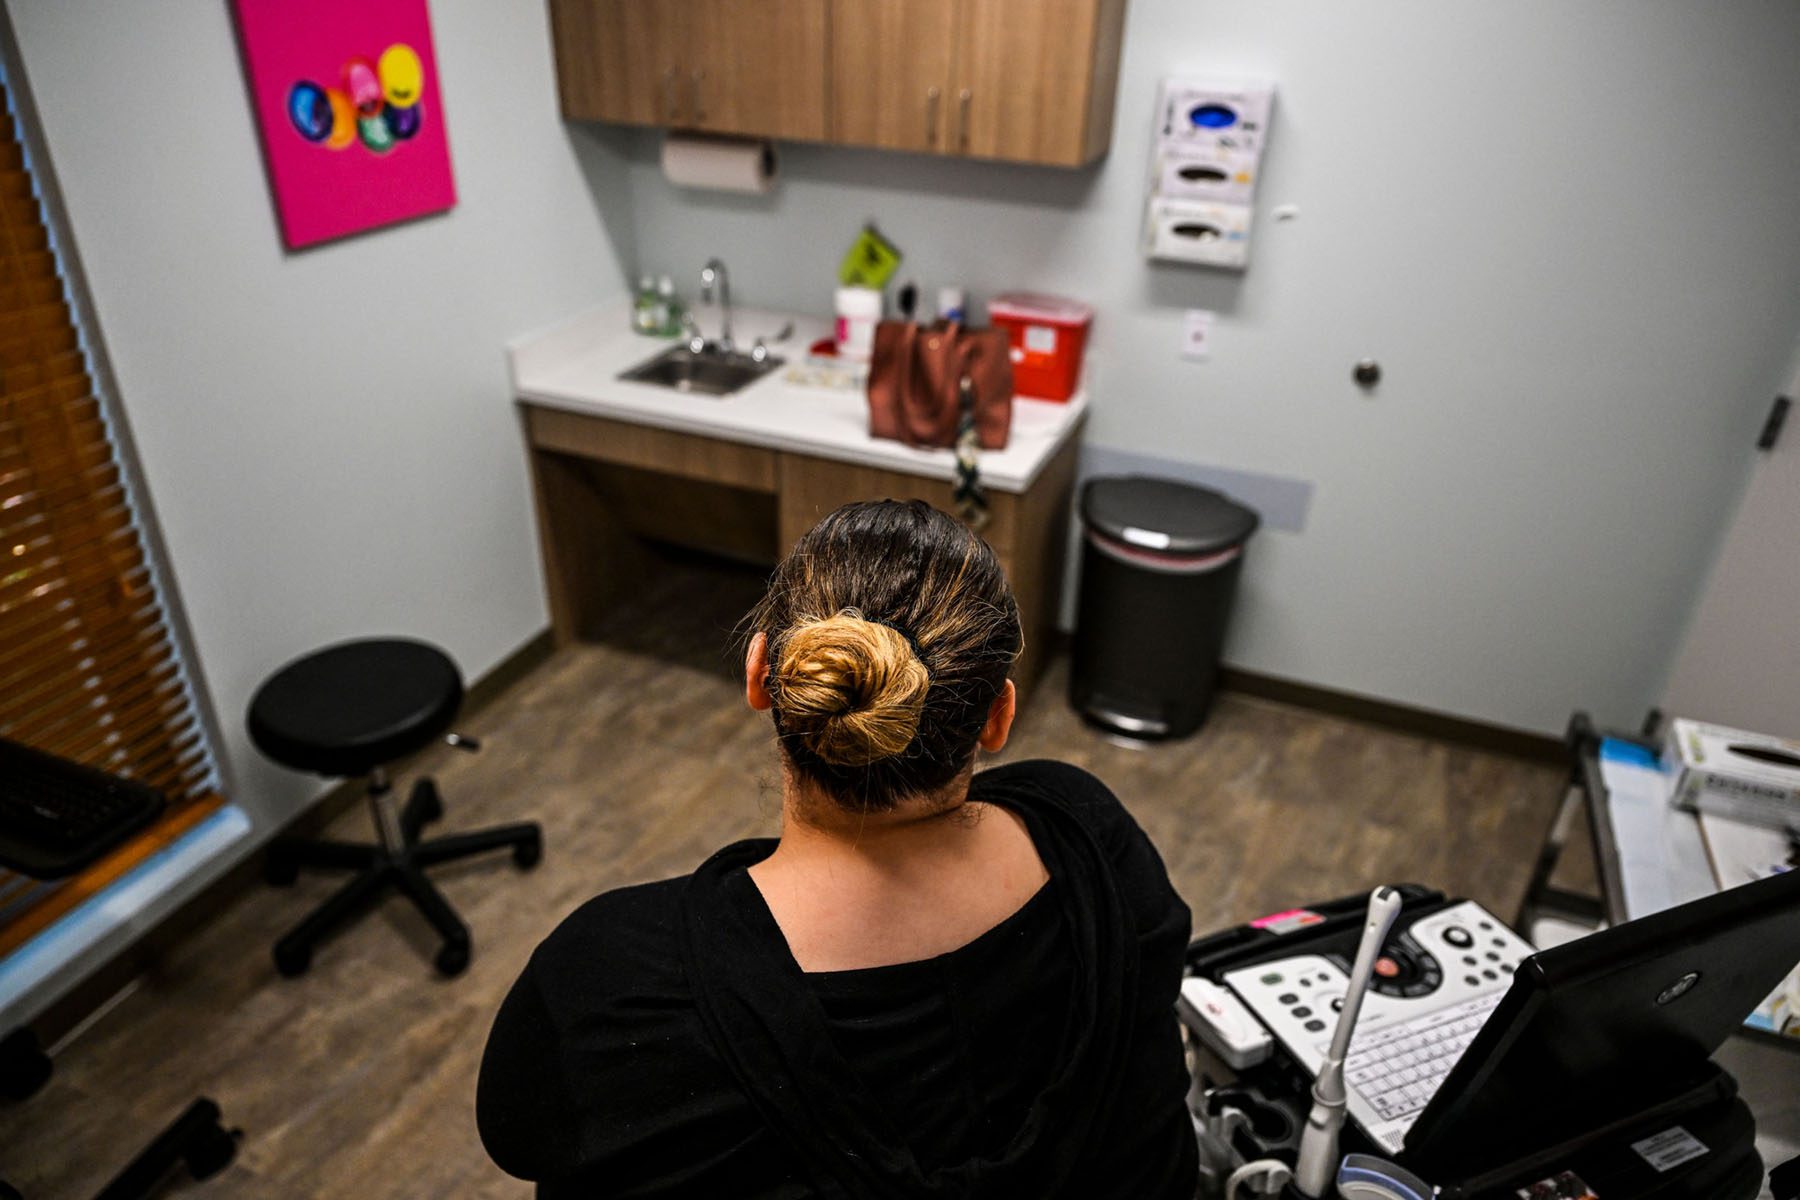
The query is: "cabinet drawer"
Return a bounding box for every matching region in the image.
[525,406,778,492]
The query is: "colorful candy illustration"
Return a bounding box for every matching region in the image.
[379,44,423,107]
[290,45,424,156]
[342,57,383,117]
[358,113,396,154]
[325,88,356,148]
[384,103,421,140]
[286,82,333,142]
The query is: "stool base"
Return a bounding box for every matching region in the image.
[265,778,540,978]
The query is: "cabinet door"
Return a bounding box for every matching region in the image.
[550,0,691,126]
[688,0,830,140]
[829,0,960,153]
[954,0,1110,165]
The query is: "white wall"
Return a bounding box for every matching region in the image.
[601,0,1800,735]
[6,0,634,821]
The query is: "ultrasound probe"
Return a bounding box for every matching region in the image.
[1293,885,1404,1197]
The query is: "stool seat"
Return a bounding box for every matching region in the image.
[249,639,462,778]
[247,636,542,978]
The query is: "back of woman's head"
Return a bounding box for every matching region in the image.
[747,500,1022,812]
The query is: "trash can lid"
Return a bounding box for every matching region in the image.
[1081,476,1260,556]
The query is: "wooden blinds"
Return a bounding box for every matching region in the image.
[0,76,221,953]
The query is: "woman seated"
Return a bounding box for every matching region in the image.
[478,500,1197,1198]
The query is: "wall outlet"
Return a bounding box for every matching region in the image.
[1182,309,1214,360]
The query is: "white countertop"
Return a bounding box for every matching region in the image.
[507,305,1087,493]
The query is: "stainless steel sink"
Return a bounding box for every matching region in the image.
[618,345,784,397]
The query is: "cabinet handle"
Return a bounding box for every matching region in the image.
[957,88,972,152]
[691,69,706,124]
[662,67,681,123]
[926,87,941,146]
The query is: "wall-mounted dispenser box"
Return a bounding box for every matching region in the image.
[1145,77,1274,271]
[1155,146,1258,206]
[1145,198,1253,268]
[1157,80,1275,156]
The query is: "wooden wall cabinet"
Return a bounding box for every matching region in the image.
[829,0,1127,166]
[951,0,1128,166]
[551,0,829,141]
[827,0,960,154]
[551,0,1128,167]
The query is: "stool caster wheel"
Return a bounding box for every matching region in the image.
[184,1121,240,1180]
[435,940,470,977]
[408,780,444,827]
[513,830,543,870]
[263,850,299,887]
[0,1028,52,1102]
[273,941,311,978]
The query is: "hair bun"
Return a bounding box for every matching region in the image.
[775,612,930,767]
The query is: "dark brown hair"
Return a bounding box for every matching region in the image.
[746,500,1022,812]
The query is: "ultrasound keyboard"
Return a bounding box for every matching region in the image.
[1340,991,1503,1124]
[1222,900,1536,1154]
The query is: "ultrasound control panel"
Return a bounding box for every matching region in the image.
[1225,901,1534,1036]
[1220,901,1538,1150]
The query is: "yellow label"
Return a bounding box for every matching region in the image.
[839,226,902,288]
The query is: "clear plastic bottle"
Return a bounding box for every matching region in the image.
[656,276,683,338]
[632,275,660,334]
[937,285,967,323]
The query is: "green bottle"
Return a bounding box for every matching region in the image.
[632,275,662,335]
[657,276,685,338]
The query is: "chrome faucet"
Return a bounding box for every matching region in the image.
[699,258,733,353]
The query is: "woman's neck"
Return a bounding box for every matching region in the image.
[766,770,978,864]
[747,765,1048,973]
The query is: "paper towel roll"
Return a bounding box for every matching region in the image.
[660,133,779,194]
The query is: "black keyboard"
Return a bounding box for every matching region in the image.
[0,738,165,879]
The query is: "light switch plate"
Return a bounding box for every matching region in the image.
[1182,309,1214,360]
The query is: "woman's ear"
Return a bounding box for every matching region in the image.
[745,632,774,712]
[977,679,1016,752]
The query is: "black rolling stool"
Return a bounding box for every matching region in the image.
[249,638,541,978]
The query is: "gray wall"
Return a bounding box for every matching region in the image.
[6,0,634,822]
[1662,354,1800,740]
[600,0,1800,735]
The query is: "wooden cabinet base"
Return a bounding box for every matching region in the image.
[524,404,1083,698]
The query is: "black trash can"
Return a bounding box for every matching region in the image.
[1070,476,1260,739]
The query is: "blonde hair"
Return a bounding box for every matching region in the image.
[749,500,1021,811]
[775,612,931,767]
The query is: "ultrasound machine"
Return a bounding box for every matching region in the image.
[1179,866,1800,1199]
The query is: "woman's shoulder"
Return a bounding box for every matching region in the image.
[974,759,1189,937]
[523,874,692,1006]
[973,759,1137,842]
[479,874,726,1184]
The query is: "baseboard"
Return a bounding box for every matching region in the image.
[22,628,558,1054]
[1217,666,1564,763]
[1042,628,1563,763]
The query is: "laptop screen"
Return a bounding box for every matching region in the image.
[1403,866,1800,1175]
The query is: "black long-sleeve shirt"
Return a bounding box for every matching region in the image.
[478,760,1196,1198]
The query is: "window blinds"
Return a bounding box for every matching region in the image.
[0,77,223,957]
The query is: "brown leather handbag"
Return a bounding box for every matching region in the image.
[867,320,1014,450]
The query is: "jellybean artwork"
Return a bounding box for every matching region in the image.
[232,0,456,249]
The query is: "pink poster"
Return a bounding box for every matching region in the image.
[232,0,456,250]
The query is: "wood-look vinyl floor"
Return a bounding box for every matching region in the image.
[0,555,1566,1197]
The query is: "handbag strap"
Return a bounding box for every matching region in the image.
[925,321,966,436]
[952,375,990,531]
